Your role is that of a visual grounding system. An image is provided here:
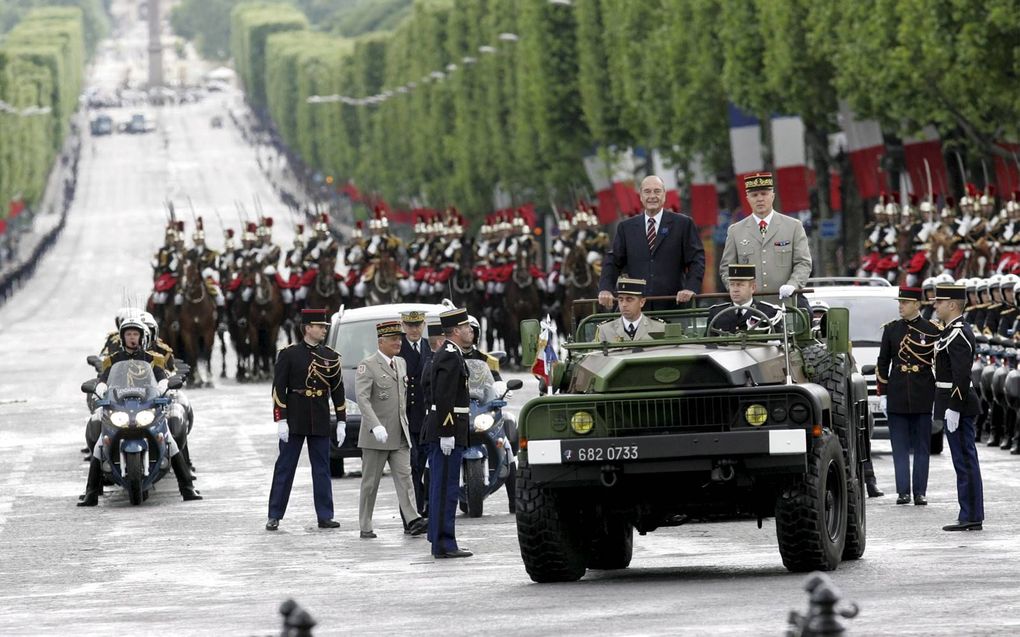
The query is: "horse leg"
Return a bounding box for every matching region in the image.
[218,331,228,378]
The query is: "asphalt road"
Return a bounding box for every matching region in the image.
[1,5,1020,636]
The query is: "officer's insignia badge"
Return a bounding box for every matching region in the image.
[774,240,790,247]
[445,344,458,352]
[357,364,367,374]
[740,239,749,246]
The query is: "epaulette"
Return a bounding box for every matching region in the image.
[648,316,666,324]
[484,353,500,372]
[597,318,614,326]
[150,352,168,368]
[322,344,340,357]
[881,319,898,330]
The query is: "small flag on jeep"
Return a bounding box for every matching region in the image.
[531,315,559,391]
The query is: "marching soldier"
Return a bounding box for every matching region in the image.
[423,308,475,559]
[399,311,433,516]
[355,320,428,539]
[266,309,346,531]
[595,277,666,342]
[876,287,939,505]
[705,265,782,334]
[932,284,985,531]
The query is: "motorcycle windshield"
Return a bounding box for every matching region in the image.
[105,360,159,402]
[466,359,496,404]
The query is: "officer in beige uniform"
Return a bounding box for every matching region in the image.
[595,277,666,342]
[719,172,812,303]
[356,320,427,539]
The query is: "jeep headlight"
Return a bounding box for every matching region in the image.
[744,404,768,427]
[345,399,361,416]
[135,409,155,426]
[570,411,594,435]
[109,410,130,427]
[473,413,495,432]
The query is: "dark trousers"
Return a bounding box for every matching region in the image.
[409,434,427,516]
[428,443,463,555]
[887,412,932,496]
[946,415,984,523]
[268,434,333,521]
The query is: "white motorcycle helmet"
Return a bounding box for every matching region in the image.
[139,311,159,344]
[118,316,151,352]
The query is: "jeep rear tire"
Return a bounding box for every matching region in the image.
[587,516,633,570]
[516,464,587,583]
[775,433,848,572]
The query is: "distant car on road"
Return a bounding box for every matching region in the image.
[122,113,149,134]
[805,277,943,454]
[90,114,112,136]
[210,115,223,128]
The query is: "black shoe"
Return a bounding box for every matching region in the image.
[360,530,377,539]
[986,435,1002,447]
[181,488,203,501]
[317,519,340,529]
[943,520,982,531]
[266,518,279,531]
[914,495,927,506]
[434,548,473,559]
[405,518,428,536]
[896,494,911,505]
[1000,436,1014,450]
[77,491,99,507]
[866,482,884,498]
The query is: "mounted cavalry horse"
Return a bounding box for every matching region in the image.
[248,266,286,381]
[173,258,218,387]
[503,236,543,367]
[559,243,599,336]
[364,253,401,307]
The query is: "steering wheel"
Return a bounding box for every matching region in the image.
[706,305,776,336]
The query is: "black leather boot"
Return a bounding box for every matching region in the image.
[77,459,103,507]
[172,452,203,501]
[986,406,1003,447]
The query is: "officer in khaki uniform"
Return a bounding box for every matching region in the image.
[719,172,812,301]
[594,277,666,342]
[356,320,427,539]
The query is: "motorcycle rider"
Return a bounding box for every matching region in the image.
[78,317,201,506]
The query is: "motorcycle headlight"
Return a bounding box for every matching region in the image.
[109,410,130,427]
[473,413,495,432]
[345,399,361,416]
[135,409,155,426]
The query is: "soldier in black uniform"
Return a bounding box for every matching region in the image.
[398,310,432,516]
[423,307,474,559]
[79,317,201,505]
[266,308,346,531]
[705,264,782,334]
[932,284,984,531]
[876,287,939,505]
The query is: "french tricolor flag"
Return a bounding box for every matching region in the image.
[530,315,559,391]
[728,104,764,216]
[902,126,949,197]
[583,149,642,223]
[838,101,887,199]
[687,154,718,228]
[770,115,811,212]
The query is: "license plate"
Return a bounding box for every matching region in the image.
[565,444,640,463]
[868,401,883,413]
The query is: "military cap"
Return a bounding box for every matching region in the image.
[400,310,426,324]
[933,285,966,301]
[616,277,646,296]
[376,320,403,338]
[427,320,444,338]
[440,307,469,328]
[301,308,330,325]
[728,264,756,281]
[744,172,774,192]
[897,287,923,302]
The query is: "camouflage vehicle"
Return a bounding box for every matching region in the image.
[514,298,869,583]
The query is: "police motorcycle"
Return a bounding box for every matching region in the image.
[459,357,523,517]
[81,360,184,505]
[85,355,192,430]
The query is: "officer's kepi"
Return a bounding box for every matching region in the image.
[897,287,924,302]
[728,264,756,280]
[743,172,774,192]
[439,308,469,328]
[301,308,330,325]
[933,285,966,301]
[401,310,425,324]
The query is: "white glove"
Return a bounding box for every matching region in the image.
[779,284,796,300]
[945,409,960,433]
[440,436,455,456]
[95,381,108,398]
[336,421,346,447]
[372,425,388,444]
[879,396,887,414]
[493,380,508,398]
[277,421,289,442]
[157,378,169,394]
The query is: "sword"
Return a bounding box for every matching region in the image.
[923,158,934,205]
[954,151,967,193]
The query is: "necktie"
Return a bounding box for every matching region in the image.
[412,341,419,355]
[390,360,396,372]
[625,323,637,339]
[759,219,768,237]
[647,217,656,250]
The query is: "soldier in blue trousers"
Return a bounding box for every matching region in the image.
[932,285,984,531]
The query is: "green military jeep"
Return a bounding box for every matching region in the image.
[514,302,869,582]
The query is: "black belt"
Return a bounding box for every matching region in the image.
[898,364,929,373]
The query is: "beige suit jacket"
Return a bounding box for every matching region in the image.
[719,211,812,293]
[355,351,411,451]
[594,314,666,342]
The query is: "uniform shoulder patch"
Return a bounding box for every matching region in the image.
[445,343,458,352]
[648,316,666,324]
[356,363,367,375]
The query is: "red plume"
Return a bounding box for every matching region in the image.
[296,224,304,234]
[225,228,235,238]
[264,216,273,228]
[966,183,979,198]
[196,216,204,230]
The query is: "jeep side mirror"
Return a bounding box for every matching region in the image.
[861,364,875,375]
[825,307,851,354]
[519,319,541,368]
[166,376,184,391]
[81,379,98,394]
[507,379,523,391]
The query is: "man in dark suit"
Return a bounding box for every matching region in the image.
[398,310,432,516]
[599,175,705,311]
[932,284,984,531]
[422,308,474,559]
[704,264,782,334]
[266,308,346,531]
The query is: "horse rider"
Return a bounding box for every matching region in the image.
[152,222,182,311]
[545,210,572,295]
[186,217,227,329]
